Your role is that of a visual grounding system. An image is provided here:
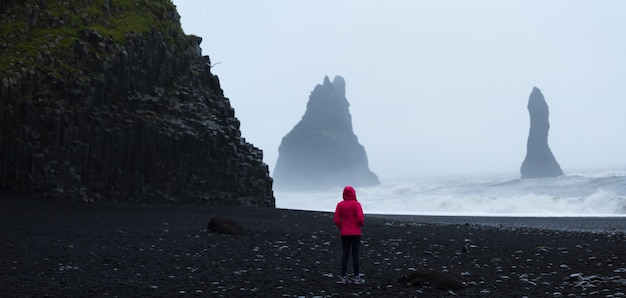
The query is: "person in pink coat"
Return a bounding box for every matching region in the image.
[334,186,365,284]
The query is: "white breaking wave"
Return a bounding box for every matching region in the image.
[275,170,626,217]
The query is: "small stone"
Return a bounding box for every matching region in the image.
[569,273,584,281]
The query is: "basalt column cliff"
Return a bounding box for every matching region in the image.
[0,1,274,206]
[273,76,379,190]
[520,87,564,179]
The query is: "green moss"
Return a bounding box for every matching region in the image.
[0,0,184,74]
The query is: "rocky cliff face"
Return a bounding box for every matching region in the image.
[273,76,379,190]
[520,87,564,179]
[0,1,274,206]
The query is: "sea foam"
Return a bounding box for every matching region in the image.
[275,170,626,217]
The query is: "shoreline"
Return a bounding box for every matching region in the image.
[274,205,626,233]
[3,195,625,231]
[368,213,626,233]
[2,196,625,232]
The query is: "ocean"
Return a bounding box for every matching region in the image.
[275,169,626,217]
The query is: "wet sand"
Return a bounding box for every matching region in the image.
[373,214,626,233]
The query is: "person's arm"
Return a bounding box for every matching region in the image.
[357,202,364,227]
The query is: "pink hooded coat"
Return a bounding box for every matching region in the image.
[334,186,364,236]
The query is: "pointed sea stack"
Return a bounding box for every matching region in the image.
[273,76,379,190]
[520,87,564,179]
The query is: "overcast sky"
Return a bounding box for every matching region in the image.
[172,1,625,180]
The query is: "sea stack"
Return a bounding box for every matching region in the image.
[520,87,564,179]
[273,76,379,190]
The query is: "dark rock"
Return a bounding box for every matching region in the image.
[273,76,379,191]
[520,87,564,179]
[398,269,464,290]
[0,1,274,207]
[207,217,246,235]
[461,244,469,253]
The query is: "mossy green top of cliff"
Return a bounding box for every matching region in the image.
[0,0,185,73]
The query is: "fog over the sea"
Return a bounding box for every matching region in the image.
[173,1,625,180]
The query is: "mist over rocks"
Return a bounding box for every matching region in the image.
[520,87,564,179]
[0,1,274,206]
[273,75,379,191]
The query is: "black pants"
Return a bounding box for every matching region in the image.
[340,235,361,276]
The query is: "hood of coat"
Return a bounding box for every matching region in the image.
[343,186,357,201]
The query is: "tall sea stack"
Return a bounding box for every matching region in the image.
[0,1,274,206]
[520,87,564,179]
[273,76,379,190]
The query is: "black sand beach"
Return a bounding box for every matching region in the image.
[1,196,625,297]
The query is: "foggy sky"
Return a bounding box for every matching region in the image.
[173,1,626,180]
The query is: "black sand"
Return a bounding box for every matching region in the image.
[1,197,625,297]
